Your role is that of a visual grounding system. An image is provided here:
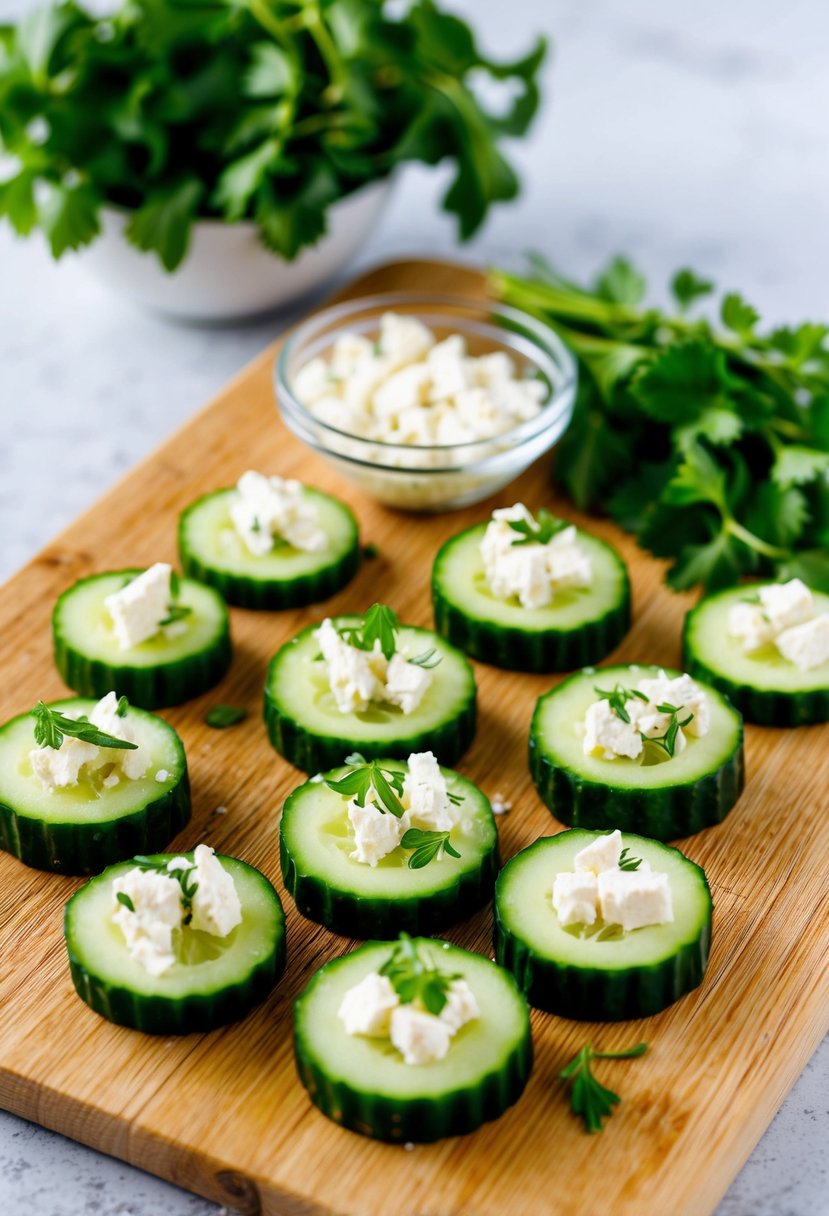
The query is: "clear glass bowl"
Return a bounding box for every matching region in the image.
[274,291,577,511]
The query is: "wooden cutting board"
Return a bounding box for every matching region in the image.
[0,259,826,1216]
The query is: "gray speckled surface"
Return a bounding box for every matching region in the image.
[1,1,827,1213]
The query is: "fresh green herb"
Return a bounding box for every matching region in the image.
[115,696,129,718]
[325,758,406,818]
[115,891,135,913]
[618,848,642,872]
[508,507,569,546]
[338,603,399,660]
[409,647,442,669]
[640,705,694,759]
[379,933,459,1014]
[592,684,647,725]
[133,854,198,923]
[559,1041,648,1133]
[0,0,544,269]
[169,570,181,598]
[493,256,829,593]
[362,543,379,560]
[31,701,139,752]
[400,828,461,869]
[159,603,192,626]
[204,705,248,729]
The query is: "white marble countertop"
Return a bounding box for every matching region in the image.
[1,0,827,1213]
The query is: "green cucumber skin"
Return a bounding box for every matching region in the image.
[178,491,360,611]
[683,625,829,727]
[279,821,499,940]
[53,576,233,711]
[0,772,191,875]
[494,909,710,1021]
[432,578,631,673]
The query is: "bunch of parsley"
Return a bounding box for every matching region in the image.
[493,257,829,593]
[0,0,545,269]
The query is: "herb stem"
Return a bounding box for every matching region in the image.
[725,518,789,560]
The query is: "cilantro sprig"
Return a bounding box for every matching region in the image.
[31,701,138,752]
[508,508,569,546]
[0,1,544,269]
[559,1041,648,1133]
[493,256,829,593]
[378,933,459,1015]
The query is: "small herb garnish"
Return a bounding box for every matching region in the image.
[133,855,199,924]
[335,603,442,672]
[115,891,135,913]
[559,1041,648,1133]
[618,848,642,872]
[326,758,406,818]
[508,507,568,546]
[31,701,139,752]
[593,684,647,724]
[204,705,248,730]
[115,696,129,718]
[409,648,441,669]
[401,828,461,869]
[362,543,379,560]
[641,704,694,759]
[378,933,459,1014]
[159,569,192,628]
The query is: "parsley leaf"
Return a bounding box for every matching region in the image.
[671,267,714,310]
[378,933,459,1014]
[507,507,569,546]
[325,757,406,818]
[124,179,204,273]
[31,701,139,751]
[559,1042,648,1133]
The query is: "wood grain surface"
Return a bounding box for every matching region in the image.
[0,259,827,1216]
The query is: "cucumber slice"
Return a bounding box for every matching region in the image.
[494,830,712,1019]
[65,853,285,1033]
[684,585,829,726]
[529,664,744,840]
[264,619,477,773]
[294,939,532,1142]
[280,761,498,938]
[178,487,360,610]
[0,698,190,874]
[432,523,631,672]
[53,570,232,709]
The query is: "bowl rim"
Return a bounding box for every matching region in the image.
[274,291,578,466]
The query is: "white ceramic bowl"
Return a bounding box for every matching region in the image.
[77,179,392,322]
[275,292,578,512]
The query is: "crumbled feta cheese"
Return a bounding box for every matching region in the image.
[438,979,480,1033]
[759,578,815,634]
[384,653,434,715]
[230,470,326,557]
[112,867,184,976]
[317,618,387,714]
[30,734,99,792]
[29,691,149,791]
[188,844,242,937]
[373,363,431,419]
[379,312,435,370]
[330,333,375,379]
[348,797,410,866]
[292,356,332,406]
[87,691,148,780]
[728,602,775,653]
[574,829,623,875]
[776,613,829,671]
[403,751,457,831]
[480,505,592,610]
[491,793,512,815]
[102,772,120,788]
[552,870,599,927]
[104,563,173,651]
[155,769,170,783]
[583,699,644,761]
[635,671,710,737]
[597,869,674,932]
[337,972,400,1037]
[389,1005,452,1066]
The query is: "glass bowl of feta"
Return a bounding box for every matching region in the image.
[275,293,577,511]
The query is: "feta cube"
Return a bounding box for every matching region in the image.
[547,528,593,591]
[574,829,623,875]
[338,972,400,1037]
[552,870,599,927]
[598,869,673,932]
[728,601,775,653]
[231,471,326,556]
[390,1004,452,1065]
[317,619,387,714]
[104,563,172,651]
[378,313,435,370]
[403,750,457,831]
[583,699,643,761]
[776,613,829,671]
[636,671,710,737]
[348,797,410,866]
[383,653,433,715]
[759,578,814,633]
[188,844,242,937]
[111,867,184,976]
[439,979,480,1033]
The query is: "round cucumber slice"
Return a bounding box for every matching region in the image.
[53,570,232,709]
[264,619,477,773]
[529,664,744,840]
[432,522,631,672]
[294,939,532,1142]
[684,585,829,726]
[0,698,190,874]
[178,486,360,610]
[494,830,712,1019]
[280,761,498,938]
[65,853,286,1033]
